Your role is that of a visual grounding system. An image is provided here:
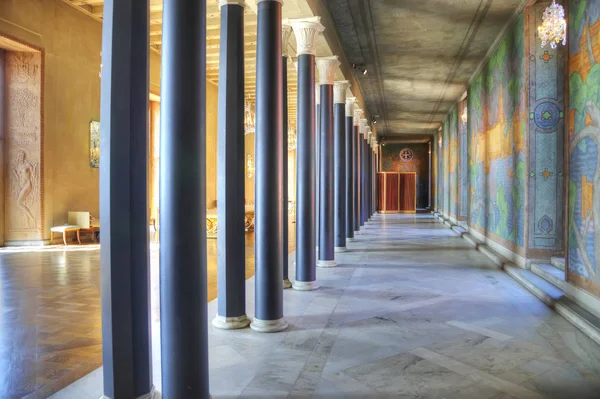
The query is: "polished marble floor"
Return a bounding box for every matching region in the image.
[5,214,600,398]
[0,224,296,399]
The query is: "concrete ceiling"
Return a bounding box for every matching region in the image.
[324,0,524,136]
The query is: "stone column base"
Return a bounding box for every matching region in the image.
[317,259,337,268]
[283,278,293,289]
[250,317,288,333]
[335,246,347,253]
[292,280,319,291]
[212,315,251,330]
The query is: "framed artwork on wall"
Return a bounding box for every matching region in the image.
[90,121,100,168]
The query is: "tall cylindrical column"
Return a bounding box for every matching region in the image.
[160,0,209,396]
[359,119,368,227]
[345,97,356,241]
[213,0,249,330]
[334,81,350,252]
[315,82,320,252]
[99,0,155,396]
[316,56,340,268]
[282,24,292,289]
[367,129,373,221]
[291,17,324,291]
[251,0,287,333]
[353,108,362,234]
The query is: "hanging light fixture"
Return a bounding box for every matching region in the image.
[288,121,297,151]
[537,1,566,49]
[247,154,255,179]
[244,99,255,135]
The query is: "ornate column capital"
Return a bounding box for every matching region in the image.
[289,17,324,56]
[360,118,369,134]
[291,57,298,72]
[345,96,356,117]
[219,0,246,7]
[316,56,340,85]
[282,23,293,57]
[334,80,350,104]
[315,83,320,105]
[353,108,362,126]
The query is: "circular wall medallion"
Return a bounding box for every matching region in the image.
[399,148,413,162]
[533,102,561,130]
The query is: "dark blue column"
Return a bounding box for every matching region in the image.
[368,139,373,219]
[345,98,355,240]
[213,1,249,330]
[282,25,292,289]
[315,85,320,253]
[334,81,349,252]
[251,0,287,333]
[159,0,209,396]
[353,110,361,234]
[99,0,154,397]
[359,127,366,227]
[290,17,323,291]
[316,57,339,267]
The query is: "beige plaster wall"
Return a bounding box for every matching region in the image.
[0,0,217,241]
[206,81,218,209]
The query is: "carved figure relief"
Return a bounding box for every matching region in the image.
[11,150,39,228]
[4,51,42,236]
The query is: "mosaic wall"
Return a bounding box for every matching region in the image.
[443,122,450,214]
[381,143,430,209]
[459,99,468,219]
[448,107,459,219]
[567,0,600,294]
[467,14,527,252]
[527,2,565,254]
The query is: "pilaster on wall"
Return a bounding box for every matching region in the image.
[525,2,565,258]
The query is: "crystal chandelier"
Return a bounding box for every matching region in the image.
[288,121,297,151]
[461,107,468,124]
[537,1,566,49]
[247,154,254,179]
[244,100,255,135]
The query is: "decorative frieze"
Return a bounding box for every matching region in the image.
[289,17,324,56]
[316,56,340,85]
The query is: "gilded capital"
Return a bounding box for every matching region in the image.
[289,17,325,56]
[334,80,350,104]
[354,108,362,126]
[219,0,246,7]
[282,24,293,57]
[345,96,356,117]
[316,56,340,85]
[315,83,320,105]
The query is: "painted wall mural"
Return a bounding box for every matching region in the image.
[568,0,600,293]
[527,2,565,254]
[443,122,450,214]
[467,14,527,252]
[459,99,469,219]
[5,51,43,241]
[448,108,459,219]
[381,143,430,209]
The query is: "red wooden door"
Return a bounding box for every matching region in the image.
[399,173,416,212]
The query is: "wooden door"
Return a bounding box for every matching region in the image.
[399,173,416,212]
[377,172,400,213]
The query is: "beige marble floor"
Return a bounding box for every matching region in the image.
[53,213,600,398]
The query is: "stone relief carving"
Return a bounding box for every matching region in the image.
[5,52,42,235]
[11,150,39,228]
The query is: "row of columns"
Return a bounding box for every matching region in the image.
[99,0,378,397]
